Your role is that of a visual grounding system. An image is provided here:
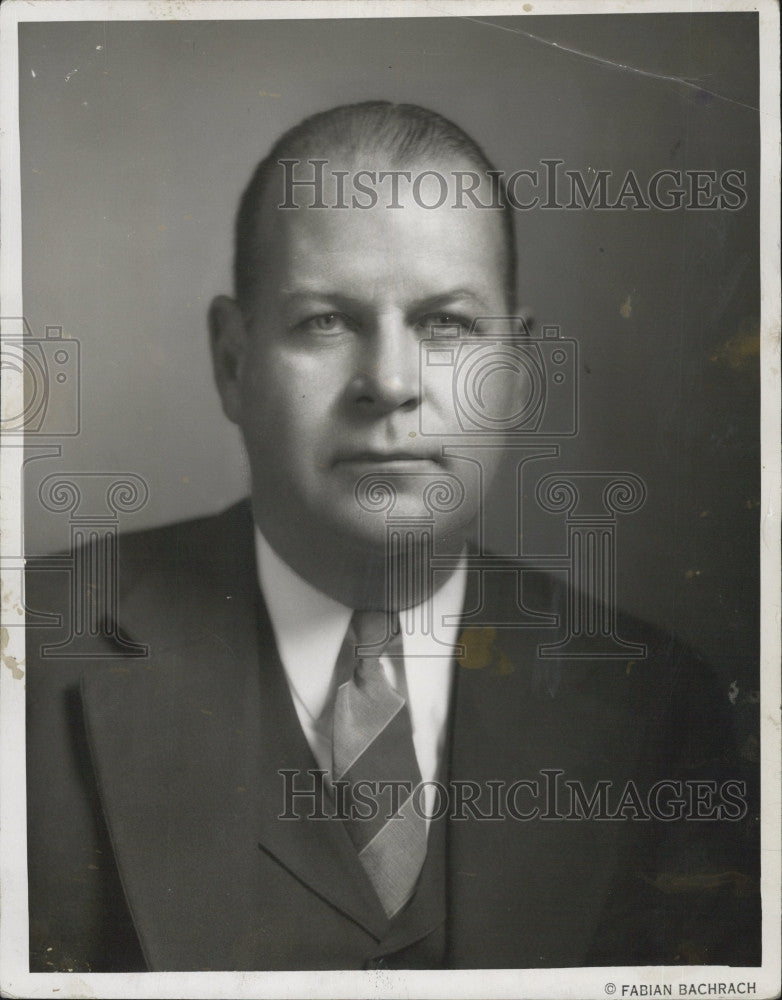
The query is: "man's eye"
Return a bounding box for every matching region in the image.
[299,313,351,335]
[419,313,472,336]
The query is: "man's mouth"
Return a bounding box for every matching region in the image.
[333,450,442,469]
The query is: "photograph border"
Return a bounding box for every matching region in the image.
[1,2,779,998]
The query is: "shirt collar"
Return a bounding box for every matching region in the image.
[254,525,467,722]
[254,527,352,722]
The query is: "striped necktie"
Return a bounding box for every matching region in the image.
[331,610,427,919]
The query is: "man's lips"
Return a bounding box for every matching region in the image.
[333,450,442,467]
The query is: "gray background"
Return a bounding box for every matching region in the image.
[18,13,760,694]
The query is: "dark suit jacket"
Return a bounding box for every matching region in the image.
[25,500,760,972]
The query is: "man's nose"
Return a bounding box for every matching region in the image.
[349,317,421,415]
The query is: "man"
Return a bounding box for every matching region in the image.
[26,102,759,972]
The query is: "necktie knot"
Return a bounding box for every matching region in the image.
[349,611,401,679]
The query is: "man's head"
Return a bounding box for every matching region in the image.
[232,101,517,321]
[210,101,522,605]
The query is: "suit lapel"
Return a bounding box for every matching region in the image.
[250,591,389,939]
[80,503,387,970]
[446,569,632,968]
[80,513,640,968]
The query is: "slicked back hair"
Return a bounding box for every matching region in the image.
[233,101,517,320]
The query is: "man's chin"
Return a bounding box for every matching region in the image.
[325,505,475,557]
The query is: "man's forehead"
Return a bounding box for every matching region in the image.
[268,199,505,294]
[257,151,507,249]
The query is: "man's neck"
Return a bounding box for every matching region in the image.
[251,503,468,611]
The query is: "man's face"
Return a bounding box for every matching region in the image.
[214,158,517,564]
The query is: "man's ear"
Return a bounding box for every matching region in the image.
[208,295,249,425]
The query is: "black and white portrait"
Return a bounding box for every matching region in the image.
[0,3,778,997]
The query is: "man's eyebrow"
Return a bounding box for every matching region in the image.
[406,289,488,314]
[277,288,491,313]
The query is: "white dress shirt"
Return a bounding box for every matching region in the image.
[254,526,466,815]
